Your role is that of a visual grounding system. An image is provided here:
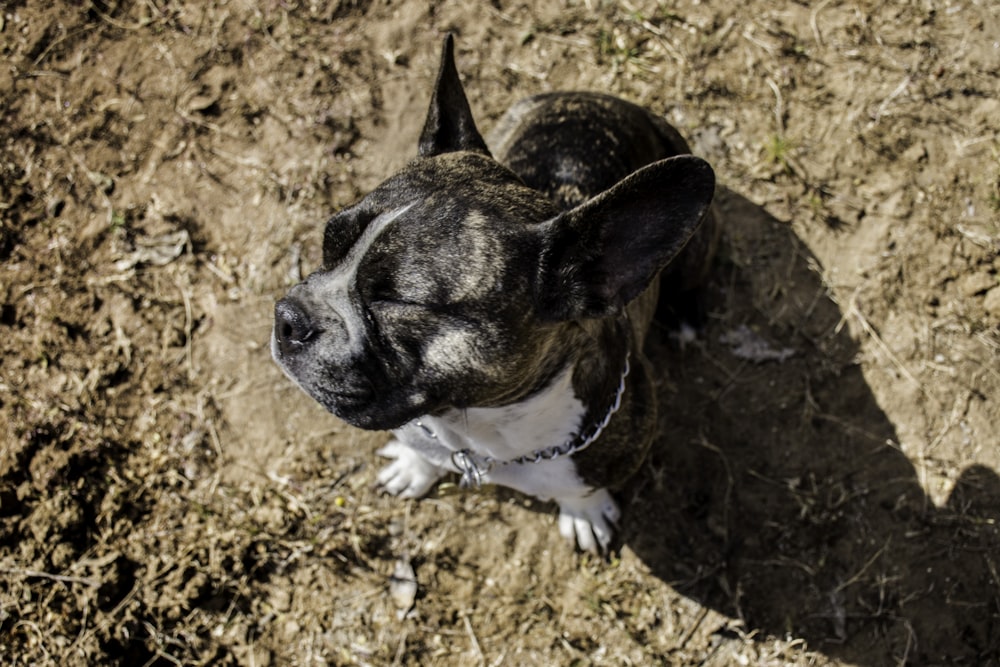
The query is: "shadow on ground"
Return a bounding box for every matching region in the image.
[628,190,1000,666]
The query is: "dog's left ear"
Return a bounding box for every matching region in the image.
[535,155,716,321]
[418,34,490,157]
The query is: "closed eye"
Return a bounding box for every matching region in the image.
[370,297,425,312]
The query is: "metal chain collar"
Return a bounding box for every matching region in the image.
[414,353,631,489]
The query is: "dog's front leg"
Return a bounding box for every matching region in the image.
[376,438,448,498]
[488,460,620,553]
[555,488,621,554]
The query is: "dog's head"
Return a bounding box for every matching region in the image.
[272,35,715,430]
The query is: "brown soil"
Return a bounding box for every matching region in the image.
[2,1,999,665]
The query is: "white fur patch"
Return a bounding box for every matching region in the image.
[309,203,414,353]
[381,364,619,552]
[432,363,584,462]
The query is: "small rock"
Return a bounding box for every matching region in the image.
[389,559,417,619]
[46,197,65,218]
[114,229,190,271]
[983,286,1000,318]
[185,93,219,114]
[902,142,927,163]
[282,620,300,641]
[960,272,996,297]
[269,586,291,613]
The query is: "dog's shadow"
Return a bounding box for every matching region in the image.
[629,189,1000,665]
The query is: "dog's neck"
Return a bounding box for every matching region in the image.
[412,351,631,488]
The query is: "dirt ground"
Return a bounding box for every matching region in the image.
[2,0,999,665]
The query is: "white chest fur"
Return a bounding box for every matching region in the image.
[424,363,585,463]
[383,363,597,500]
[377,363,621,553]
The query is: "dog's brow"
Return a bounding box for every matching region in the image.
[311,201,417,355]
[342,202,415,269]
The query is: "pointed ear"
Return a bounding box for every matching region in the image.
[535,155,716,321]
[418,34,490,157]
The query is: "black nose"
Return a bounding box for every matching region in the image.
[274,297,319,356]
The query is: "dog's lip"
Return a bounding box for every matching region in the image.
[321,388,385,427]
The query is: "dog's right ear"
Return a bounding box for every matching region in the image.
[418,34,490,157]
[534,155,716,321]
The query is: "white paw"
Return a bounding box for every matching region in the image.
[376,440,445,498]
[557,488,621,554]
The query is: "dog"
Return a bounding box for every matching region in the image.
[272,35,717,553]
